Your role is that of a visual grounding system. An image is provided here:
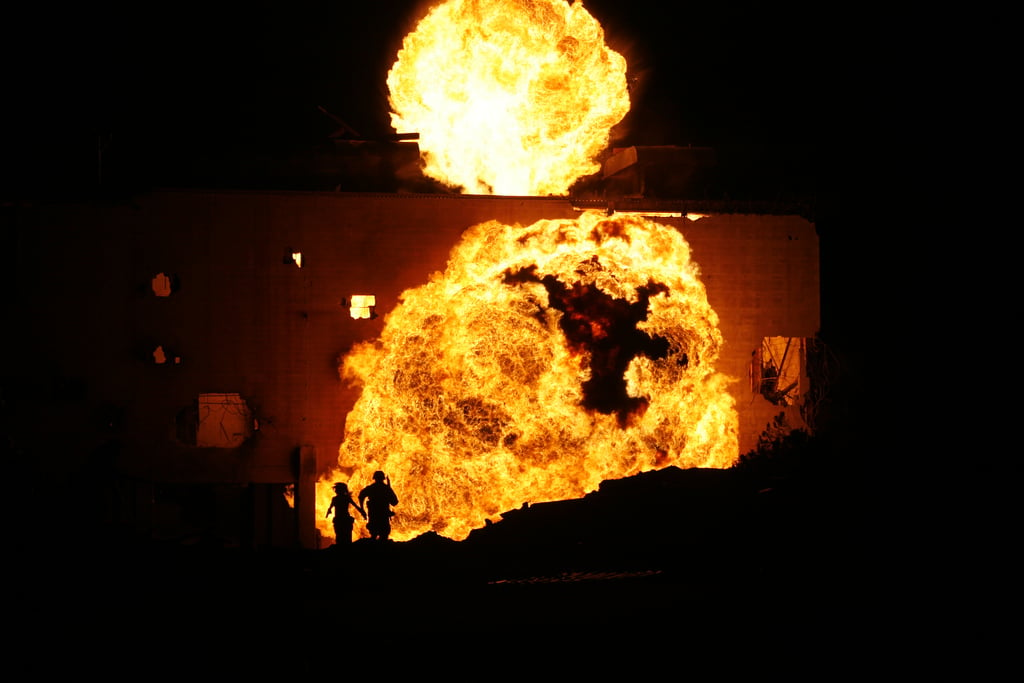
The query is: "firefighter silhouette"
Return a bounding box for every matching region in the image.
[358,471,399,541]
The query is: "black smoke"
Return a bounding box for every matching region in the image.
[504,263,677,426]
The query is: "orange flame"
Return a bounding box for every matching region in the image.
[315,0,737,543]
[387,0,630,195]
[322,212,738,542]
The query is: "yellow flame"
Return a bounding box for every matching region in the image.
[313,1,737,543]
[387,0,630,195]
[321,211,738,542]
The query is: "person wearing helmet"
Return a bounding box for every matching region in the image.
[358,471,399,541]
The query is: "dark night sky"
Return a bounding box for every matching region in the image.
[3,1,857,196]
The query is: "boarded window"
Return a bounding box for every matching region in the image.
[196,393,253,448]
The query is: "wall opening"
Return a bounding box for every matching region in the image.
[152,345,181,365]
[750,336,805,407]
[348,294,376,319]
[151,272,179,297]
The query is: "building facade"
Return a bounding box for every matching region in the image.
[4,189,818,548]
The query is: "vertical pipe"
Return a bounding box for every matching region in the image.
[298,444,317,549]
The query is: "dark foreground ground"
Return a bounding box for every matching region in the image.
[13,464,1016,678]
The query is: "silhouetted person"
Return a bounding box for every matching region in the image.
[358,471,399,541]
[327,482,365,546]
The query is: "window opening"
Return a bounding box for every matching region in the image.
[751,336,804,406]
[349,294,376,319]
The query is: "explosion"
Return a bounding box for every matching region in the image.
[316,0,738,543]
[322,212,738,542]
[387,0,630,195]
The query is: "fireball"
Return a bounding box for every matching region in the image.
[387,0,630,195]
[323,211,738,542]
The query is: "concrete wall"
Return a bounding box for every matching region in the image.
[676,212,820,449]
[3,189,817,546]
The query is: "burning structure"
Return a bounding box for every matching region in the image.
[4,189,817,549]
[3,0,819,550]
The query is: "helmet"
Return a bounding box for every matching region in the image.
[372,470,386,482]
